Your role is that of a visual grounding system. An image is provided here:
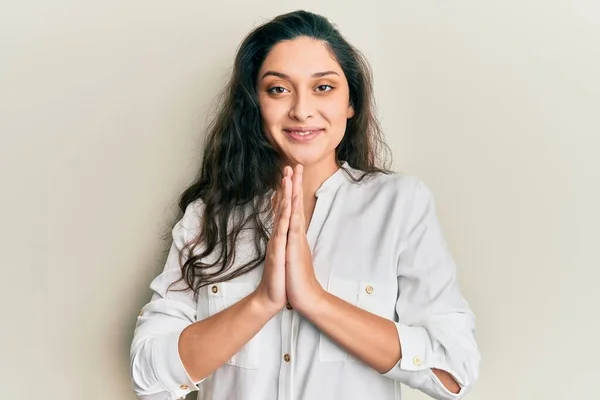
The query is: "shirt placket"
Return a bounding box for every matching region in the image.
[276,192,333,400]
[277,302,294,400]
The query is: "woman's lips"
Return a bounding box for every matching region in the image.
[283,129,324,142]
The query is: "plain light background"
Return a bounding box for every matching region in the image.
[1,1,599,399]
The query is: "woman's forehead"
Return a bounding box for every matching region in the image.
[259,38,342,77]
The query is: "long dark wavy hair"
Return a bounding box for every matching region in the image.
[172,10,392,295]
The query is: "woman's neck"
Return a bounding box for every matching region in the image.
[300,158,340,226]
[301,158,340,199]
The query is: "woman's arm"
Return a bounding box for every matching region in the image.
[178,292,277,382]
[132,274,277,399]
[295,178,479,400]
[299,291,460,393]
[130,199,281,400]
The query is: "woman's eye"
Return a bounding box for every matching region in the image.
[316,84,334,92]
[267,86,288,94]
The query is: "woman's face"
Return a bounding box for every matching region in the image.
[257,36,354,168]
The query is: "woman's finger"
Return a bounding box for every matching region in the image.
[291,164,304,228]
[274,173,292,239]
[271,166,291,218]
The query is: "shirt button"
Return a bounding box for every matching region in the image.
[283,353,291,362]
[211,285,219,294]
[285,302,293,310]
[138,310,143,317]
[365,285,374,294]
[413,356,422,366]
[180,384,189,390]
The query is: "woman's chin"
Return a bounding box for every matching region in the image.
[280,152,333,168]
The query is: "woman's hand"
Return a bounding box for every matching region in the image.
[285,164,325,312]
[254,166,293,313]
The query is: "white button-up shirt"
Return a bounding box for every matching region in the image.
[130,162,480,400]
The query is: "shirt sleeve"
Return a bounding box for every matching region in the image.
[130,201,205,400]
[381,179,481,400]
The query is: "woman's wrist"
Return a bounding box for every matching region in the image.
[292,285,327,317]
[249,290,284,319]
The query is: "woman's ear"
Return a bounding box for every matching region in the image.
[347,104,355,119]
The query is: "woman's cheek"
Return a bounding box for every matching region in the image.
[322,101,347,122]
[262,99,285,123]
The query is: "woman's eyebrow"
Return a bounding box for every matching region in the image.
[260,70,340,80]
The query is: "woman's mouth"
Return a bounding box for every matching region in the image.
[283,128,324,142]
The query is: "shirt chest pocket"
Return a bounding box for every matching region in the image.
[198,280,262,370]
[319,275,397,363]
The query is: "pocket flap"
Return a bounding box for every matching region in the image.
[357,279,396,297]
[207,281,259,299]
[326,275,360,305]
[327,276,396,297]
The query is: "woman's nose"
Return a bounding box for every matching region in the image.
[289,92,314,121]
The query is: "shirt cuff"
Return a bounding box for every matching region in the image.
[152,329,203,398]
[381,322,467,399]
[395,323,433,371]
[381,322,432,379]
[380,322,429,388]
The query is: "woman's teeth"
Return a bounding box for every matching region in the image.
[290,130,317,136]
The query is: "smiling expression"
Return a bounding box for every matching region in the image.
[257,36,355,167]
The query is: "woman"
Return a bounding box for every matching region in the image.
[130,10,480,400]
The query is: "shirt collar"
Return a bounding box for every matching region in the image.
[266,161,355,202]
[315,160,353,198]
